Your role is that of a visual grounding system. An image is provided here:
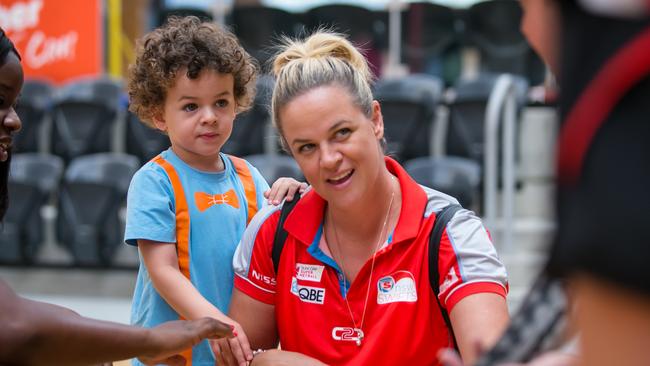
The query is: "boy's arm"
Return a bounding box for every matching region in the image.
[0,279,232,366]
[139,239,228,322]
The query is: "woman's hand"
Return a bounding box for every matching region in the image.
[264,178,307,205]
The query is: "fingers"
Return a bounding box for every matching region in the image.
[212,338,238,366]
[437,348,465,366]
[266,178,306,205]
[196,317,234,339]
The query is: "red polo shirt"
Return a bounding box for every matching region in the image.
[234,157,508,365]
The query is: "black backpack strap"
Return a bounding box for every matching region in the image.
[429,203,462,347]
[272,193,301,274]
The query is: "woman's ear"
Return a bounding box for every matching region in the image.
[371,100,384,140]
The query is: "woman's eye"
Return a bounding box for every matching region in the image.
[183,103,198,112]
[299,144,315,154]
[336,128,351,138]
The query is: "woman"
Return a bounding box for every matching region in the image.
[223,31,509,366]
[0,28,235,366]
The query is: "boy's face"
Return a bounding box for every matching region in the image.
[154,69,236,171]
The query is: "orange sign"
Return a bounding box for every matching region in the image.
[0,0,102,84]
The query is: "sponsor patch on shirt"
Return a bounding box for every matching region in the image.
[291,276,326,304]
[295,263,325,282]
[377,271,418,304]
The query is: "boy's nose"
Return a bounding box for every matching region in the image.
[200,107,218,125]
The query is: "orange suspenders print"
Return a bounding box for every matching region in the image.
[151,154,258,364]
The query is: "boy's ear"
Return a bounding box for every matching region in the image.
[152,112,167,132]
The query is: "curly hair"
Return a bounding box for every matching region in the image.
[127,16,258,127]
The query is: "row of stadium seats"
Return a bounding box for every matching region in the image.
[16,72,530,166]
[1,151,482,267]
[159,0,545,85]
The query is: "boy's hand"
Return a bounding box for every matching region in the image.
[264,178,308,205]
[212,321,253,366]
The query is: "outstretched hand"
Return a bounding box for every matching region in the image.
[264,177,308,205]
[437,348,579,366]
[137,317,233,365]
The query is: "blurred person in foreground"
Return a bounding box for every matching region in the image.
[0,28,235,366]
[441,0,650,365]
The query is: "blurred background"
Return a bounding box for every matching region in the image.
[0,0,557,328]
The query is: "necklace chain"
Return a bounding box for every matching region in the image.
[328,175,396,346]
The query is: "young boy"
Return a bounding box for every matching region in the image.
[125,16,304,366]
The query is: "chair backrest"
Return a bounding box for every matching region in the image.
[243,154,303,183]
[404,156,481,208]
[224,74,275,156]
[64,153,140,195]
[10,153,64,194]
[14,79,54,153]
[374,74,443,161]
[125,112,170,164]
[445,73,528,164]
[401,3,462,84]
[230,6,304,66]
[465,0,546,85]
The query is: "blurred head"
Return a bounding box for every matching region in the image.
[0,28,24,220]
[271,31,387,207]
[520,0,561,74]
[127,16,257,128]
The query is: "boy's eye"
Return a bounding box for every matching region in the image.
[182,103,198,112]
[298,143,315,154]
[216,99,229,108]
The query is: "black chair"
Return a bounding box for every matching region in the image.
[223,74,274,157]
[445,73,528,165]
[57,153,139,266]
[402,3,463,86]
[14,79,53,153]
[0,153,63,264]
[404,156,481,208]
[50,77,124,162]
[465,0,546,85]
[125,112,170,164]
[230,6,304,67]
[374,74,444,162]
[305,4,385,75]
[243,154,303,184]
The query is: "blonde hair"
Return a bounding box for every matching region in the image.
[271,31,375,143]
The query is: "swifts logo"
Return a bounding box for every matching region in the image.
[376,271,418,304]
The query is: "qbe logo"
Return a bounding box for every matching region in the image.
[291,276,326,304]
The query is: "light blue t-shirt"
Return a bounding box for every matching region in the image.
[125,149,269,365]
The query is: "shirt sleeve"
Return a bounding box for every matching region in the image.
[124,163,177,246]
[232,204,283,305]
[436,208,509,312]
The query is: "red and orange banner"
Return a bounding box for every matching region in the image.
[0,0,102,84]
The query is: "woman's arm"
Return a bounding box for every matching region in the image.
[229,287,279,349]
[449,292,510,365]
[0,280,232,366]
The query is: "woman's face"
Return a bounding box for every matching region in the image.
[0,52,23,162]
[279,84,385,207]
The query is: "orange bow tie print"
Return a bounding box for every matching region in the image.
[195,189,240,212]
